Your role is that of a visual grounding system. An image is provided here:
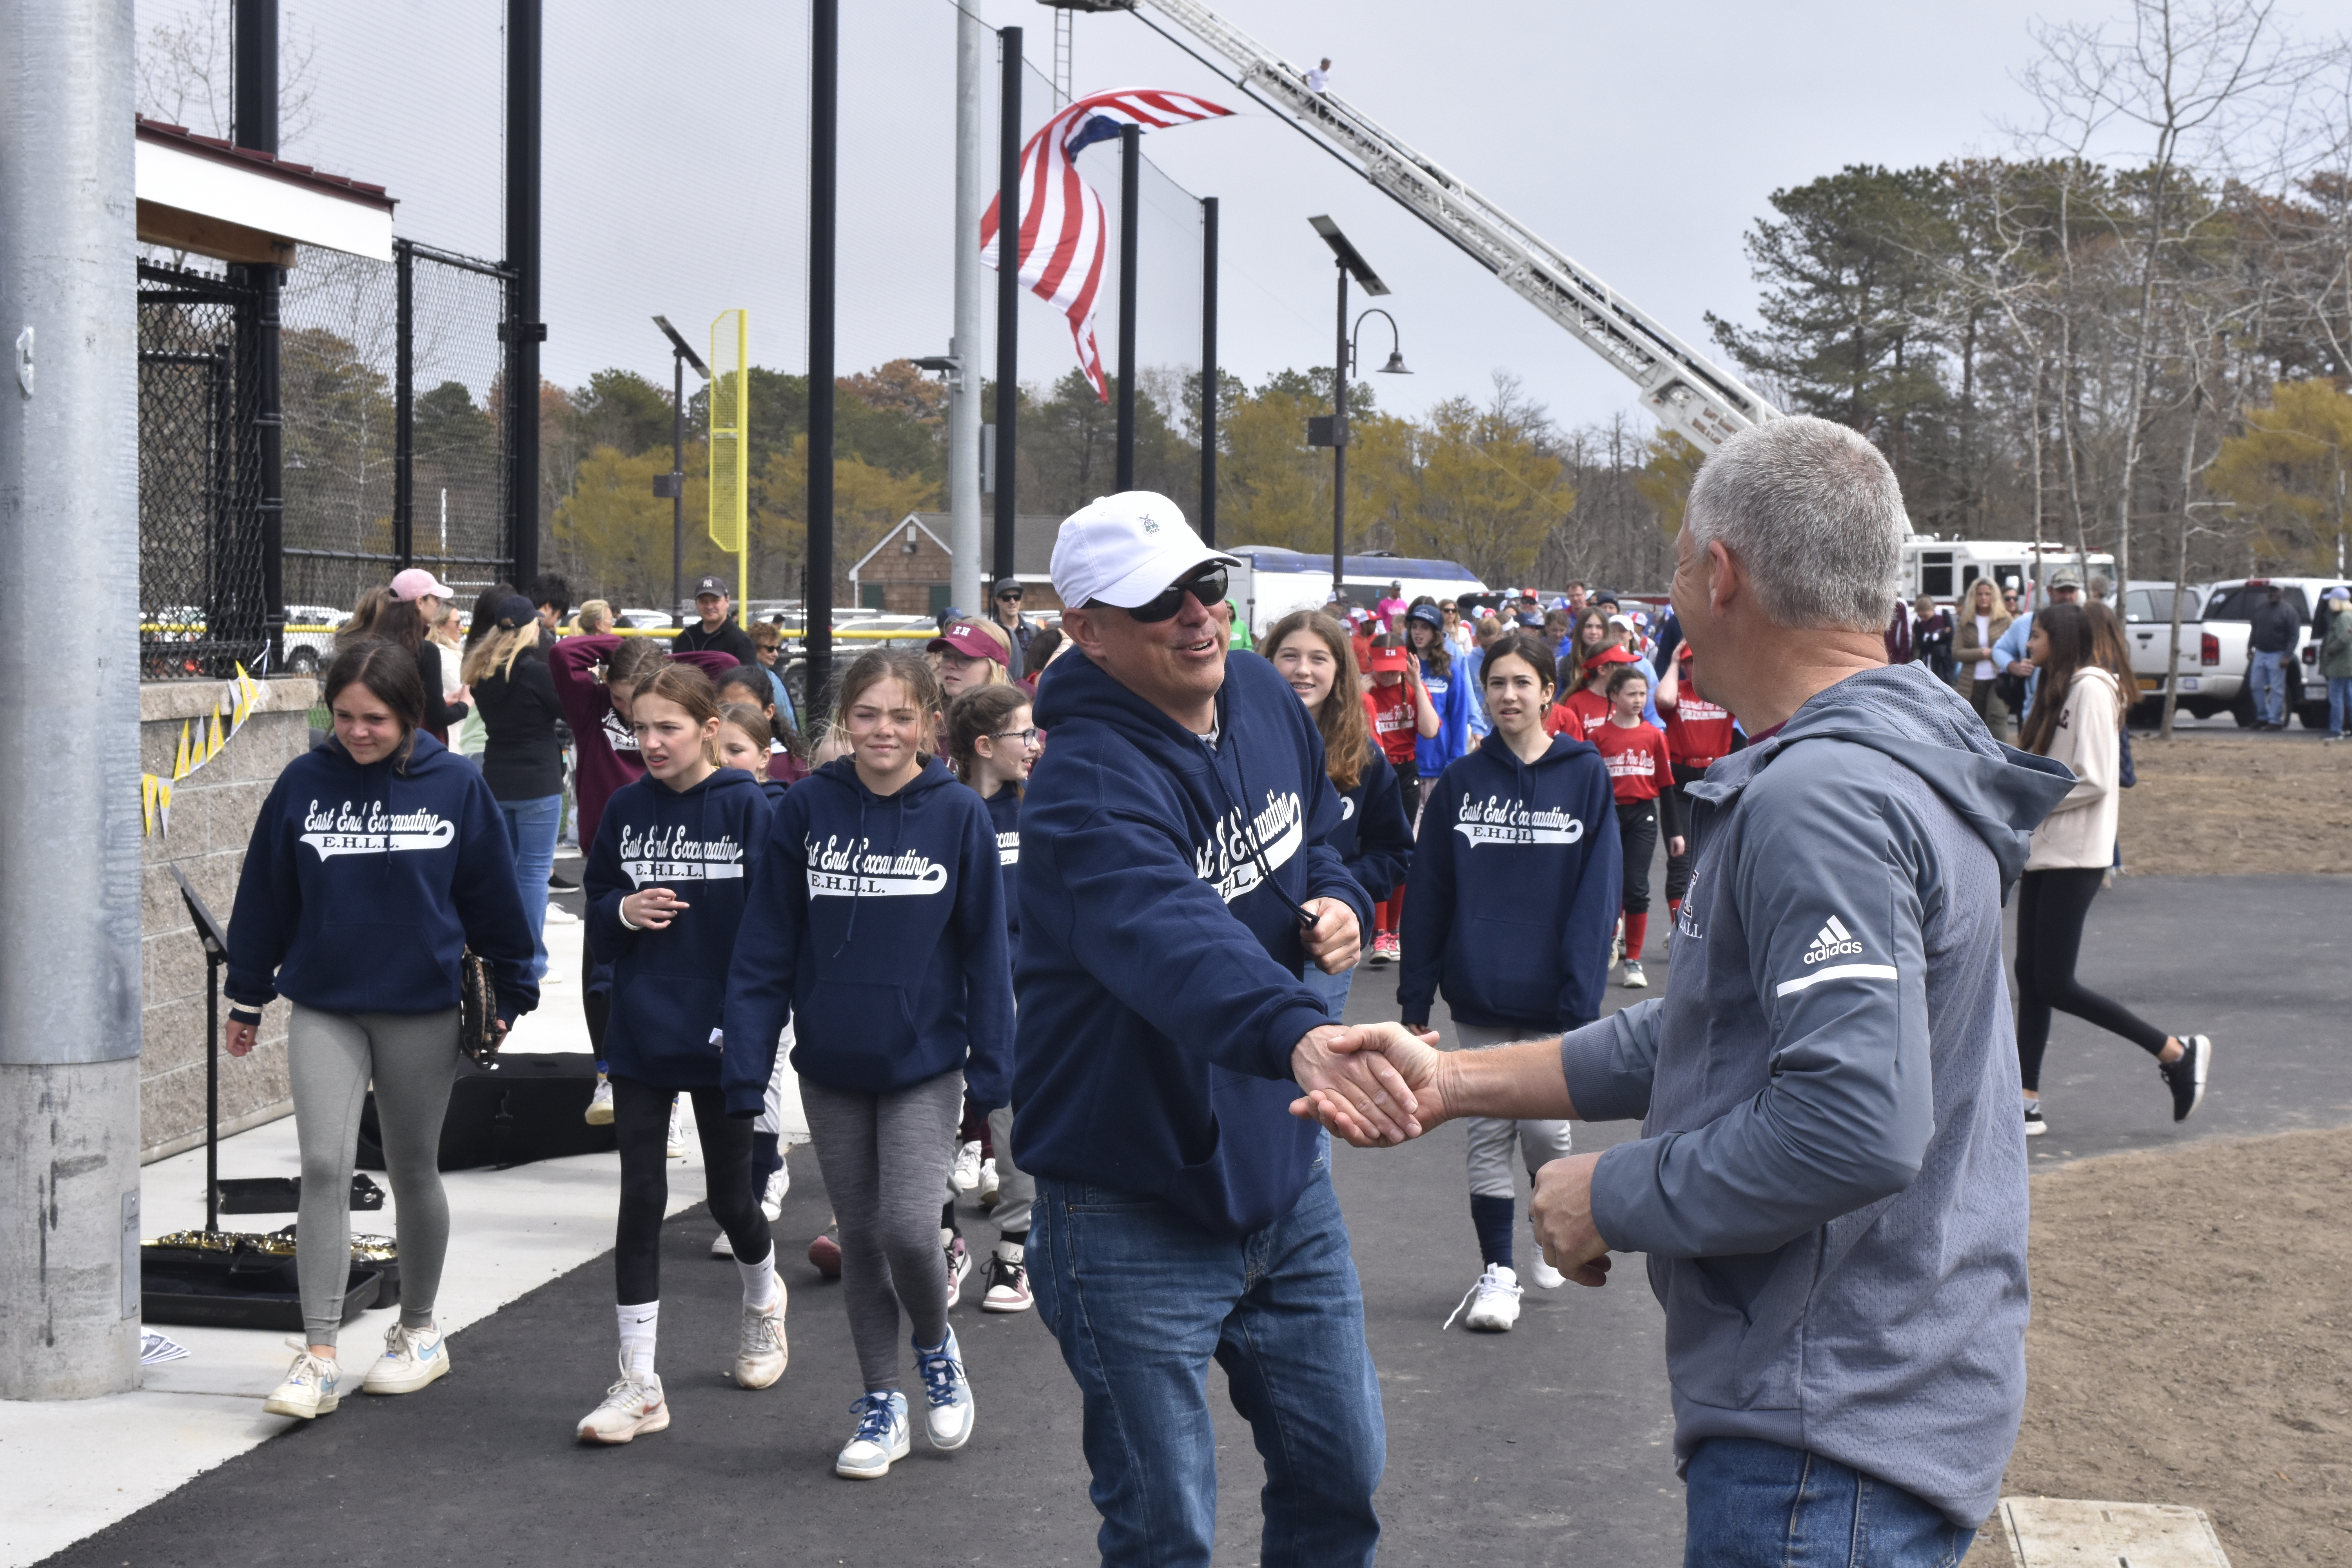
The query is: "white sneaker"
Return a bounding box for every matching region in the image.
[733,1272,788,1389]
[835,1392,911,1479]
[361,1322,449,1394]
[584,1077,614,1127]
[952,1140,983,1192]
[943,1232,971,1309]
[543,900,580,925]
[1525,1255,1566,1290]
[710,1230,734,1258]
[976,1157,1000,1207]
[576,1352,669,1445]
[914,1326,976,1449]
[262,1339,342,1419]
[1446,1264,1522,1332]
[1621,959,1648,989]
[980,1243,1033,1313]
[666,1099,688,1159]
[760,1163,789,1223]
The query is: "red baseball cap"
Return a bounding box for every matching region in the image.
[1582,644,1641,671]
[1366,644,1409,673]
[927,623,1007,664]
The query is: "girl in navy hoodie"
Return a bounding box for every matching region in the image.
[945,682,1042,1314]
[1267,610,1413,1020]
[725,649,1012,1481]
[715,701,804,1236]
[1397,630,1621,1334]
[575,664,784,1446]
[224,638,538,1423]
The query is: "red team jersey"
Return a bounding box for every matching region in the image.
[1660,690,1737,769]
[1365,682,1420,768]
[1543,686,1611,742]
[1590,717,1673,804]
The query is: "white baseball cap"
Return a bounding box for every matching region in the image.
[1050,491,1238,611]
[390,567,455,601]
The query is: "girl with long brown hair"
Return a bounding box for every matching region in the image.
[2013,602,2210,1138]
[1266,611,1412,1013]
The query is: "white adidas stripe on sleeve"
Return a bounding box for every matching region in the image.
[1775,963,1898,997]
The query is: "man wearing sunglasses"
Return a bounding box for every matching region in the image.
[1013,491,1411,1566]
[988,575,1038,679]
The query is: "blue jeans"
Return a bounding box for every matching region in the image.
[2251,650,2290,724]
[2328,675,2351,737]
[496,794,561,982]
[1300,960,1354,1022]
[1030,1156,1383,1568]
[1685,1439,1975,1568]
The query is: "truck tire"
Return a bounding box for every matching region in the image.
[2230,687,2258,728]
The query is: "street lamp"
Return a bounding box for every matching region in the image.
[1305,216,1408,599]
[652,315,711,628]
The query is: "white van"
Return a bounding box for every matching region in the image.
[1224,548,1489,640]
[1902,539,2116,605]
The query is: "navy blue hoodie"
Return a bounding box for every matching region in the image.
[1399,730,1621,1032]
[1328,740,1412,905]
[584,766,772,1090]
[226,732,539,1024]
[1013,650,1372,1236]
[982,785,1021,964]
[723,756,1012,1119]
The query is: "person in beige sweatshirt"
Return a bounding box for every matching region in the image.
[2012,603,2210,1137]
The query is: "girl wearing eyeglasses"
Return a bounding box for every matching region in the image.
[945,683,1043,1314]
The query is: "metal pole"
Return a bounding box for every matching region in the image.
[1331,262,1348,596]
[0,0,145,1399]
[947,4,987,614]
[235,0,283,667]
[394,239,414,570]
[994,26,1022,589]
[1200,196,1218,545]
[205,961,219,1234]
[806,0,838,704]
[506,0,542,590]
[1116,123,1140,491]
[671,350,684,626]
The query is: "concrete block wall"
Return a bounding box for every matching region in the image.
[139,675,318,1162]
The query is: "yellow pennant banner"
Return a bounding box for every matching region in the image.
[142,665,265,838]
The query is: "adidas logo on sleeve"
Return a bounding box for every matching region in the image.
[1803,916,1863,964]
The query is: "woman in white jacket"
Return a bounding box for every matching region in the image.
[2014,603,2210,1135]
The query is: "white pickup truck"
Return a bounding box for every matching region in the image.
[2126,577,2347,728]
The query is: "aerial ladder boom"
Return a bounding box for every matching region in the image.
[1125,0,1781,454]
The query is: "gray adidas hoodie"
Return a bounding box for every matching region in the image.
[1559,662,2074,1528]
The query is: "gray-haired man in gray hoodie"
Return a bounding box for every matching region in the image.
[1300,416,2075,1566]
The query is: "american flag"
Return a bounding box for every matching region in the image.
[981,87,1233,403]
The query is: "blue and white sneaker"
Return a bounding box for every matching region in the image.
[835,1391,911,1479]
[362,1322,449,1394]
[263,1338,342,1419]
[915,1326,975,1450]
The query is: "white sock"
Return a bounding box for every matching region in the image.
[617,1301,659,1377]
[995,1238,1025,1265]
[735,1245,779,1311]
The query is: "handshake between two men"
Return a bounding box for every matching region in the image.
[1285,1024,1613,1289]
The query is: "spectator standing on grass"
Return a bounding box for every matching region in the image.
[1954,578,2011,731]
[2248,583,2301,731]
[465,595,570,984]
[1015,493,1405,1567]
[2014,602,2211,1138]
[675,574,757,666]
[2321,587,2352,741]
[1301,416,2081,1566]
[225,638,538,1425]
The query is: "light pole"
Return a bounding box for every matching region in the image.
[652,316,710,627]
[1305,216,1405,601]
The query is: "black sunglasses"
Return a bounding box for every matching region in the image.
[1106,564,1229,624]
[996,589,1024,601]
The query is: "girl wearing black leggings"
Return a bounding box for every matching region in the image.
[2015,603,2210,1135]
[577,663,785,1445]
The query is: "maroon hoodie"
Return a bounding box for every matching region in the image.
[548,633,738,851]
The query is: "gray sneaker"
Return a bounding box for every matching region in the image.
[1621,959,1648,989]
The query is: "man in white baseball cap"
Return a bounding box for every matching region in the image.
[1015,491,1412,1566]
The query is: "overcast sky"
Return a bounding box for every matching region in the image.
[142,0,2143,432]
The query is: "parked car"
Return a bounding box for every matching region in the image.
[2116,580,2222,721]
[281,604,345,675]
[2188,577,2348,729]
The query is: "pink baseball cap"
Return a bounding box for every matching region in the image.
[390,567,455,601]
[927,623,1007,664]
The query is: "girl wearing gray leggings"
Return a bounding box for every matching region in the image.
[724,650,1014,1480]
[225,638,538,1422]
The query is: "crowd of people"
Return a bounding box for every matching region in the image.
[212,414,2225,1565]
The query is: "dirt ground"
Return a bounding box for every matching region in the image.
[1962,1129,2352,1566]
[2116,735,2352,875]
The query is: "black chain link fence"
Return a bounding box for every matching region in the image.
[138,243,515,678]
